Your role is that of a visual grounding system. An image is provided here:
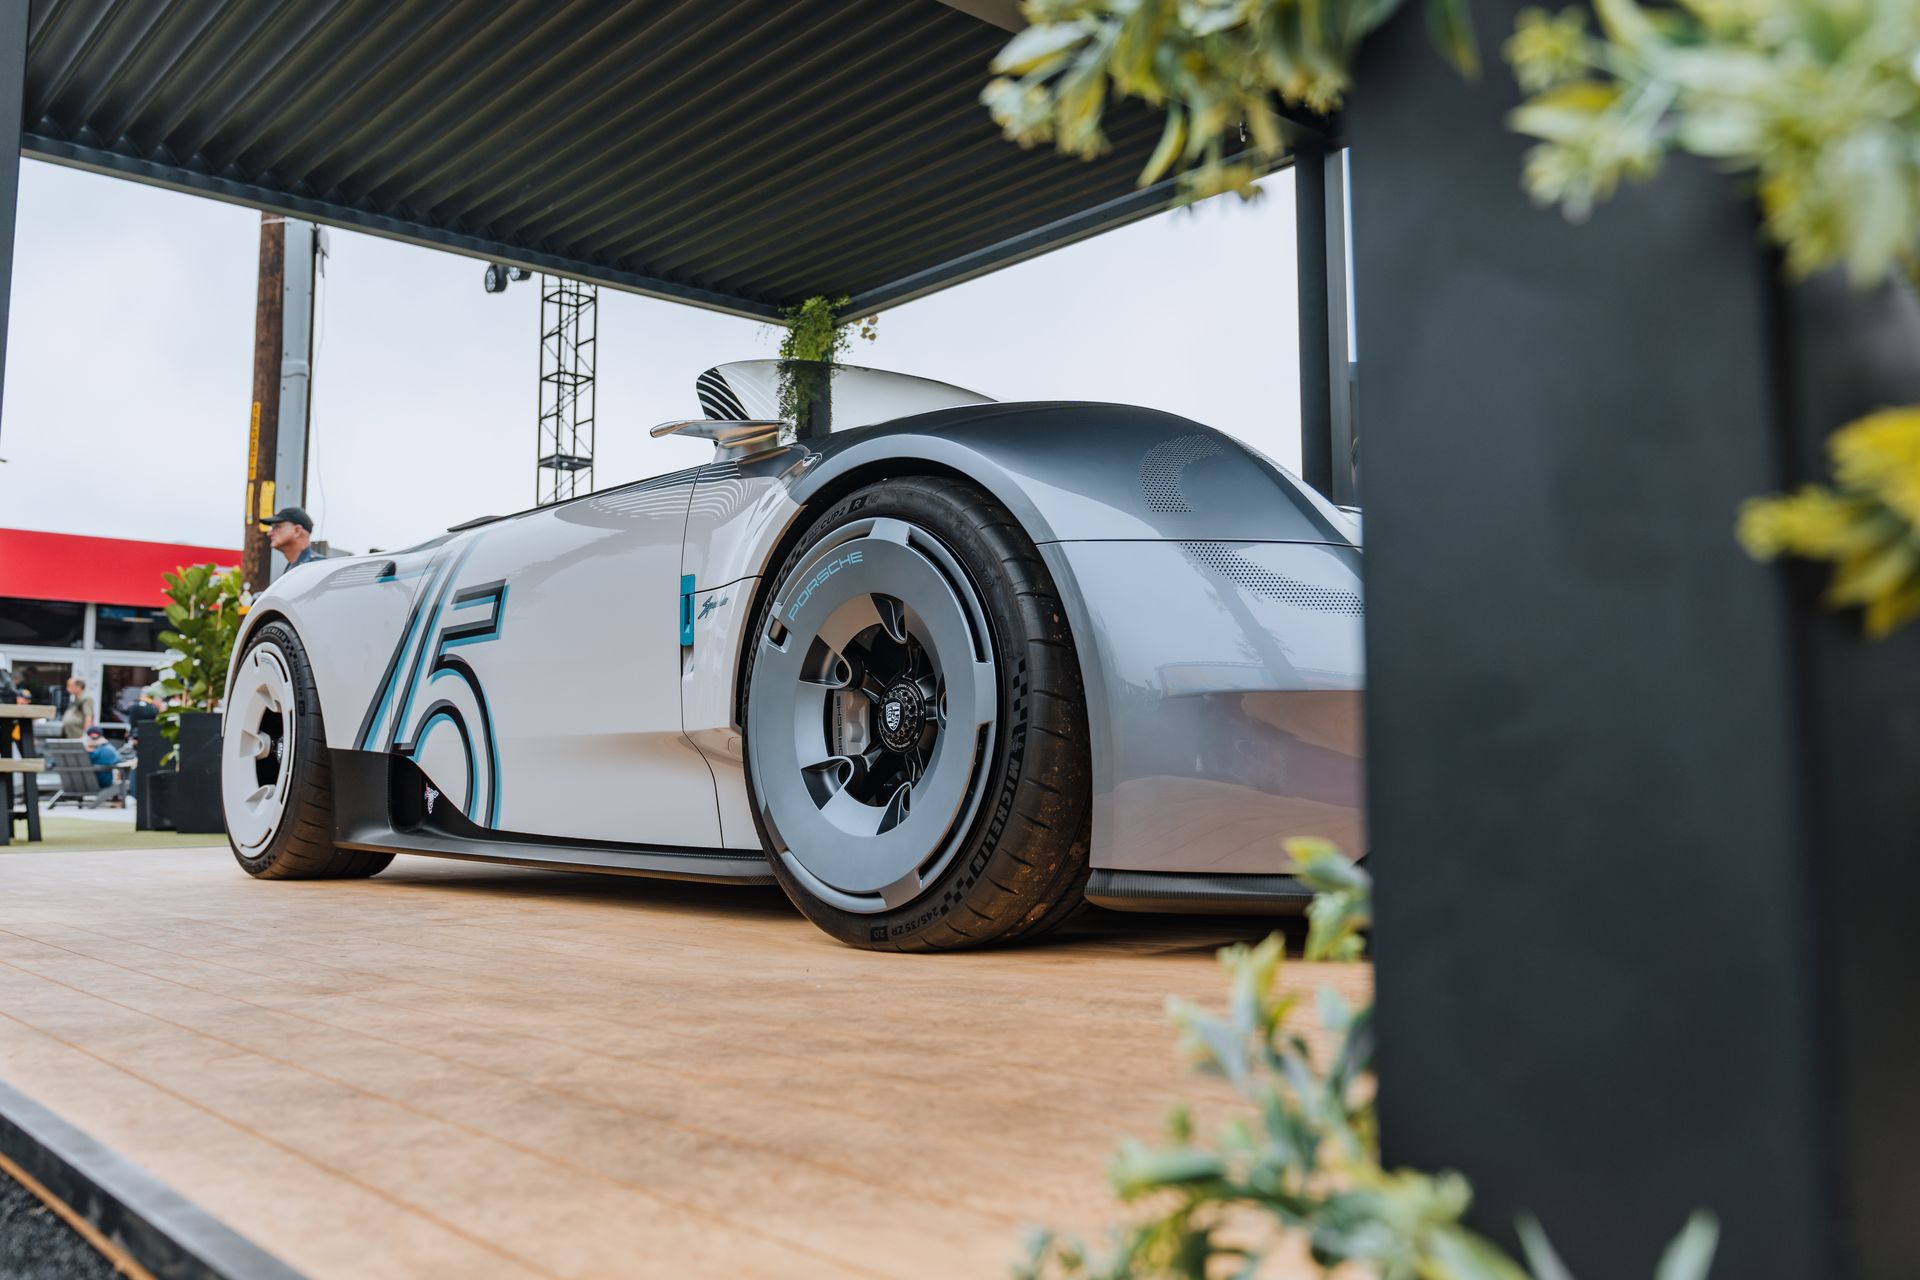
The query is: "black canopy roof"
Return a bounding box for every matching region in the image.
[21,0,1291,319]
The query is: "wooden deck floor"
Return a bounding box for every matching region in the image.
[0,847,1370,1279]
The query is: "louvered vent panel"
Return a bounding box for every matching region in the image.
[324,560,397,587]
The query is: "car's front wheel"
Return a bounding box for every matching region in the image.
[742,477,1091,950]
[223,620,391,880]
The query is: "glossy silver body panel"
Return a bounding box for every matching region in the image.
[231,396,1365,884]
[793,403,1352,544]
[234,468,723,850]
[445,478,720,846]
[680,451,808,849]
[1044,541,1365,873]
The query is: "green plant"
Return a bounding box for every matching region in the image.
[981,0,1479,202]
[1292,836,1372,961]
[776,295,879,424]
[1739,407,1920,636]
[778,295,854,366]
[1504,0,1920,635]
[156,563,247,743]
[1020,838,1718,1280]
[1506,0,1920,288]
[980,0,1920,638]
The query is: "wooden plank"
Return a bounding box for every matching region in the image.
[0,848,1370,1279]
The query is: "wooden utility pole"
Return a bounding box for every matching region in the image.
[243,213,285,593]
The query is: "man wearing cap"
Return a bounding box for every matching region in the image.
[261,506,325,570]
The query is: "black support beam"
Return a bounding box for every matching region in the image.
[1347,1,1920,1275]
[1293,140,1334,498]
[0,3,24,449]
[929,0,1024,31]
[1323,150,1357,506]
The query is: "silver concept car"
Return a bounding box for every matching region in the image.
[220,363,1364,950]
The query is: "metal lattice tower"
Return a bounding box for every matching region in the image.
[536,275,597,504]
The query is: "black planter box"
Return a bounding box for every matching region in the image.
[171,711,223,835]
[133,733,169,830]
[144,770,175,831]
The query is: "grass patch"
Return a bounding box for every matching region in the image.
[3,816,224,852]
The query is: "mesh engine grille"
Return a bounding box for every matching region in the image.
[1138,433,1224,513]
[1183,543,1364,615]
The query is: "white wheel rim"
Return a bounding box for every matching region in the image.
[222,642,298,855]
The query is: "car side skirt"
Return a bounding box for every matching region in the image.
[328,750,776,885]
[1083,870,1313,914]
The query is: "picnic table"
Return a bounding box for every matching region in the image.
[0,704,53,845]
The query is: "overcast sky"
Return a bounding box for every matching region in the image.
[0,157,1304,554]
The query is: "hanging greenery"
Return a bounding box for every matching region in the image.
[778,295,853,366]
[776,295,880,425]
[1019,839,1720,1280]
[981,0,1480,202]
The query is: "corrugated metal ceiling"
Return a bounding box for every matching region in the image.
[21,0,1257,319]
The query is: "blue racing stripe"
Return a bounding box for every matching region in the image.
[388,541,480,751]
[358,554,455,750]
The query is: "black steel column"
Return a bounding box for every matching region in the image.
[1346,0,1920,1275]
[0,2,25,449]
[1294,141,1334,497]
[1322,150,1358,506]
[1776,268,1920,1280]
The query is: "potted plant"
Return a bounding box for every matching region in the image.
[775,295,878,440]
[155,563,246,833]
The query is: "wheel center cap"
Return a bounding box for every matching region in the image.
[877,682,926,751]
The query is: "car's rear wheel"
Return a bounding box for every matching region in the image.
[743,477,1091,950]
[223,621,391,880]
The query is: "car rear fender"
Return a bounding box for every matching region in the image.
[679,402,1365,869]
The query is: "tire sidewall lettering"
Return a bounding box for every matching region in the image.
[885,660,1028,939]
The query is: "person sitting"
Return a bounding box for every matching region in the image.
[83,728,119,787]
[82,727,129,807]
